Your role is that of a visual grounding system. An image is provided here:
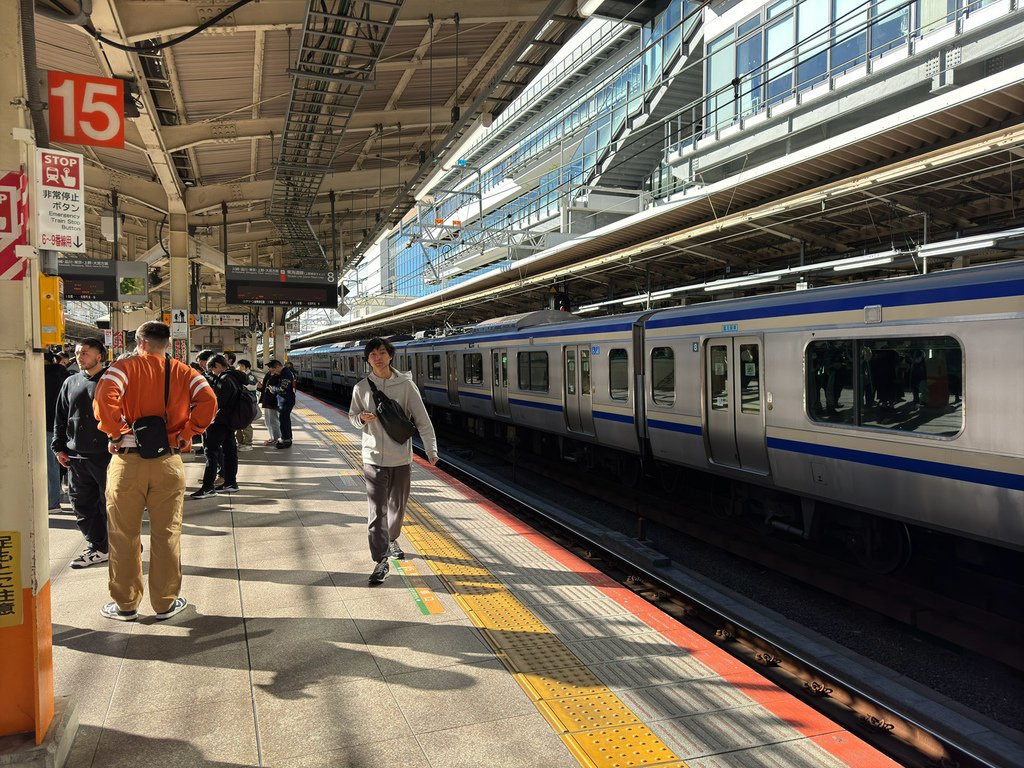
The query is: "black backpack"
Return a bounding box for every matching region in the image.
[224,369,259,429]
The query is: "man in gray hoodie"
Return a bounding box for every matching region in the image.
[349,337,438,584]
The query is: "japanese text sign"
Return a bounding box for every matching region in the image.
[35,148,86,253]
[47,71,125,149]
[0,531,22,628]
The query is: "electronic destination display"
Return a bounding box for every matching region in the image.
[225,266,338,308]
[58,257,117,301]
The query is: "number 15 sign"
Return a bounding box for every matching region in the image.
[47,71,124,149]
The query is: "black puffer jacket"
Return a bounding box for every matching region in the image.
[51,368,107,456]
[212,369,242,426]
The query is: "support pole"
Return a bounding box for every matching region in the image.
[169,213,191,361]
[329,190,338,275]
[0,0,55,746]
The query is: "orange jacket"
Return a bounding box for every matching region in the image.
[94,352,217,446]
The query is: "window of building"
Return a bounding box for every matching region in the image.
[518,351,548,392]
[807,337,963,436]
[651,347,675,406]
[427,354,442,381]
[609,348,629,401]
[464,353,483,384]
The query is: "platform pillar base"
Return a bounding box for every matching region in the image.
[0,697,78,768]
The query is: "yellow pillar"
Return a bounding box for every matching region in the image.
[0,0,54,744]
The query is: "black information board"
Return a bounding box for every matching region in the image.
[58,258,118,301]
[225,266,337,308]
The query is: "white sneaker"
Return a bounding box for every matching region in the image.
[237,444,253,451]
[70,547,109,569]
[154,596,189,621]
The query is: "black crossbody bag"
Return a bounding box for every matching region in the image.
[367,378,417,444]
[132,355,172,458]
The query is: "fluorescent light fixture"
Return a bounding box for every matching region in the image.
[703,275,780,292]
[578,0,604,17]
[833,255,893,271]
[575,305,602,313]
[919,239,994,257]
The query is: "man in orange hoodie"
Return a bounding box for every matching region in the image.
[94,321,217,621]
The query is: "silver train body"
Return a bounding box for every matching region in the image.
[292,261,1024,552]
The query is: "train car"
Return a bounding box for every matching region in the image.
[289,261,1023,566]
[640,260,1024,566]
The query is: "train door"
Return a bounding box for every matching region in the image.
[446,351,460,406]
[564,345,595,435]
[704,336,769,474]
[492,348,510,417]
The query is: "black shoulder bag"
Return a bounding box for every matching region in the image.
[132,355,172,458]
[366,378,417,444]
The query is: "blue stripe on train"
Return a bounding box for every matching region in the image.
[648,419,703,436]
[593,411,635,424]
[767,437,1024,492]
[509,398,563,412]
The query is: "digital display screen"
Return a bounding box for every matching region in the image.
[225,266,337,308]
[62,276,117,301]
[58,257,119,301]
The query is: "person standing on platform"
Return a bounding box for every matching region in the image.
[257,366,282,445]
[349,338,439,585]
[94,321,217,621]
[51,338,111,568]
[269,359,296,448]
[191,354,241,498]
[234,359,258,451]
[44,350,71,510]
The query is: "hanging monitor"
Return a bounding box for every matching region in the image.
[225,266,338,308]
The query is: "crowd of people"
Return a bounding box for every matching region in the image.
[46,324,439,619]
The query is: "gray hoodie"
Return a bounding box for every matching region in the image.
[349,369,438,466]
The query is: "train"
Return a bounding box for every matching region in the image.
[290,260,1024,571]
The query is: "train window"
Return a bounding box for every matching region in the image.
[739,344,760,414]
[427,354,442,381]
[517,351,548,392]
[651,347,674,406]
[565,350,576,396]
[709,345,729,410]
[807,337,963,436]
[464,353,483,384]
[609,348,629,402]
[347,357,355,372]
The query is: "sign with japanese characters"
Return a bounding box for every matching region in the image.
[198,313,248,327]
[0,170,28,281]
[35,148,85,253]
[47,71,125,149]
[0,531,22,628]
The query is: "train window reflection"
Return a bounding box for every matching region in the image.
[427,354,441,381]
[609,349,629,401]
[565,350,577,396]
[651,347,674,406]
[739,344,760,414]
[709,345,729,410]
[807,337,963,436]
[518,351,548,392]
[463,353,483,384]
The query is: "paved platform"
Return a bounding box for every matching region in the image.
[47,393,900,767]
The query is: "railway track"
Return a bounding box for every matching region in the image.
[422,441,1020,768]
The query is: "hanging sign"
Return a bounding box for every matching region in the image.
[0,170,28,281]
[35,148,86,253]
[47,71,125,149]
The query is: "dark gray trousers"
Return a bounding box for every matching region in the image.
[363,463,410,562]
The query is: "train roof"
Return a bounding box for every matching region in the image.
[644,259,1024,330]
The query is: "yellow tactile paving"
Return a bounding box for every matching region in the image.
[292,405,686,768]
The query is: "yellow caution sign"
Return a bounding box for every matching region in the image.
[0,531,22,628]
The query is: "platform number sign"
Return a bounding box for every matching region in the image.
[47,71,125,149]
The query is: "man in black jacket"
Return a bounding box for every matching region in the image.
[45,350,71,510]
[191,354,241,498]
[51,338,110,568]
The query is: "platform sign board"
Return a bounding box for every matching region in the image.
[226,266,338,308]
[35,148,85,253]
[47,71,125,149]
[0,171,28,281]
[198,313,248,327]
[57,256,117,300]
[169,308,189,338]
[0,531,23,628]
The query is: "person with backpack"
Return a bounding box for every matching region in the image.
[234,359,259,451]
[191,354,242,498]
